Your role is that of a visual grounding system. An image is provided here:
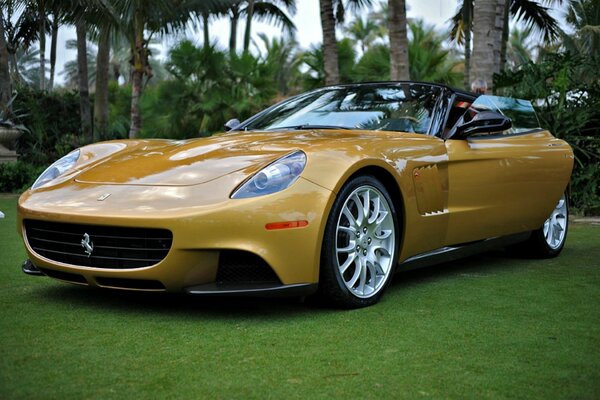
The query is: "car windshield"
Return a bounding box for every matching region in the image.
[241,83,442,134]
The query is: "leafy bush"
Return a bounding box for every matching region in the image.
[12,85,82,166]
[0,161,45,193]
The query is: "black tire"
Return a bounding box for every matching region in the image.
[512,192,569,258]
[318,174,400,308]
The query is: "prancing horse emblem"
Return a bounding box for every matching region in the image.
[81,233,94,257]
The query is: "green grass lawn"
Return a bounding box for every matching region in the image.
[1,195,599,399]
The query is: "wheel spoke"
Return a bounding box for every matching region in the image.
[361,190,371,223]
[342,205,359,228]
[337,240,356,253]
[339,252,357,274]
[357,258,367,295]
[338,225,356,235]
[368,197,380,224]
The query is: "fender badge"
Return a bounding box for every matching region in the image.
[81,233,94,257]
[97,193,111,201]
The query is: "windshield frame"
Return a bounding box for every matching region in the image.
[234,82,449,136]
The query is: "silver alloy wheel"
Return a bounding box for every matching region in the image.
[335,185,395,299]
[543,193,568,250]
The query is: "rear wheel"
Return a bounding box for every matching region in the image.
[518,192,569,258]
[319,175,399,308]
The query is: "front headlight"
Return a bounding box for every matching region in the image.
[32,149,80,189]
[231,151,306,199]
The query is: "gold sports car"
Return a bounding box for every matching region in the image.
[18,82,574,308]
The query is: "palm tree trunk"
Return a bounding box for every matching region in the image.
[229,6,239,56]
[48,13,59,90]
[243,0,255,54]
[202,12,210,47]
[319,0,339,85]
[129,10,144,138]
[471,0,506,93]
[38,0,46,91]
[499,0,510,72]
[94,26,110,141]
[76,19,92,142]
[463,0,473,90]
[0,14,11,108]
[389,0,410,81]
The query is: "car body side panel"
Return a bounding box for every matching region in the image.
[444,130,574,244]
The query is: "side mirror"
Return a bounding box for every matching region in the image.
[454,111,512,138]
[224,118,241,132]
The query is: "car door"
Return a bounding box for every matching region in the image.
[443,95,573,245]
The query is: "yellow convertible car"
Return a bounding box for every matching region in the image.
[17,82,573,308]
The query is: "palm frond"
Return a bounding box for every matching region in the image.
[510,0,561,42]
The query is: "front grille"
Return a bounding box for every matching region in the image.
[24,219,172,269]
[217,250,281,285]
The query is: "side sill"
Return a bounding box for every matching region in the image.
[398,231,532,271]
[184,283,318,297]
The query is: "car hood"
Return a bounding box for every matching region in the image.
[75,129,370,186]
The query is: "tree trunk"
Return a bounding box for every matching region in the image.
[0,13,12,109]
[76,19,92,142]
[129,10,144,138]
[499,0,510,72]
[243,0,255,54]
[319,0,339,85]
[229,6,239,56]
[202,12,210,47]
[49,12,58,90]
[38,0,46,91]
[388,0,410,81]
[471,0,506,93]
[463,0,472,90]
[94,26,110,141]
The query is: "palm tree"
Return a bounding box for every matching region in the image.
[0,11,11,108]
[343,16,378,54]
[471,0,506,93]
[256,32,301,95]
[112,0,226,138]
[300,38,356,89]
[2,1,41,86]
[506,26,535,67]
[565,0,600,55]
[408,20,462,85]
[75,17,92,141]
[224,1,296,55]
[61,39,96,89]
[319,0,373,85]
[388,0,409,80]
[452,0,561,88]
[242,1,296,54]
[319,0,338,84]
[353,20,462,85]
[449,0,473,88]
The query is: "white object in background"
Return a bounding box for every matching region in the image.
[0,211,4,219]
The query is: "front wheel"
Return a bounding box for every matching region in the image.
[318,175,399,308]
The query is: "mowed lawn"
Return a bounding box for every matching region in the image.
[1,195,599,400]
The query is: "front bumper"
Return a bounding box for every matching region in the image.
[18,174,335,294]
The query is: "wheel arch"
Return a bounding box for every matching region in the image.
[314,163,408,281]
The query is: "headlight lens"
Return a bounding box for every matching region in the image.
[32,149,80,189]
[231,151,306,199]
